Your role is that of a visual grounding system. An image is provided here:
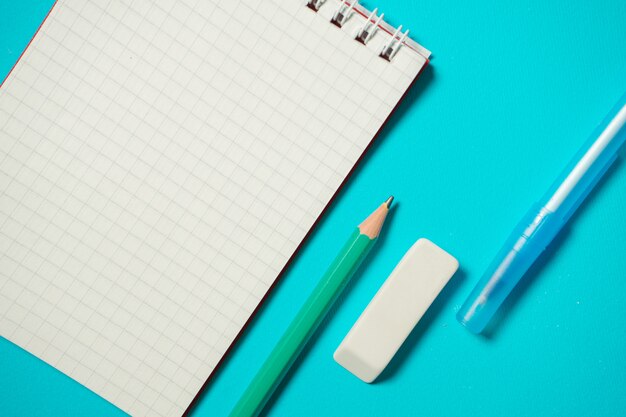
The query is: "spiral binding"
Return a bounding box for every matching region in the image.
[331,0,358,27]
[379,25,409,61]
[307,0,323,11]
[355,7,383,45]
[306,0,410,62]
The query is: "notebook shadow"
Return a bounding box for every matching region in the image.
[480,156,624,340]
[187,65,435,415]
[375,267,466,383]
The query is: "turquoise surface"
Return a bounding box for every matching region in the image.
[1,0,625,416]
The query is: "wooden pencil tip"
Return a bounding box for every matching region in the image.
[358,198,393,239]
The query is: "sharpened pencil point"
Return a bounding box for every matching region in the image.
[385,196,394,208]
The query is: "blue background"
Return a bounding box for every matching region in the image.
[1,0,626,416]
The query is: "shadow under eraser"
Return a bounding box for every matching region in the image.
[333,238,458,383]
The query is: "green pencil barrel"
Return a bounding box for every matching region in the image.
[229,229,374,417]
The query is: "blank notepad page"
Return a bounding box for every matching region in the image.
[0,0,428,415]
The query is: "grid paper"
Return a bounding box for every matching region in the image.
[0,0,428,415]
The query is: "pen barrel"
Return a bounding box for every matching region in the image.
[457,205,561,333]
[230,229,374,417]
[543,92,626,214]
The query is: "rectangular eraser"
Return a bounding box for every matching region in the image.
[334,238,458,382]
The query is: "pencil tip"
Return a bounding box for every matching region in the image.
[385,196,394,208]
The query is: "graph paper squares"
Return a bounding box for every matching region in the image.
[0,0,427,415]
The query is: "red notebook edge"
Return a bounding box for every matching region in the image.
[0,1,59,89]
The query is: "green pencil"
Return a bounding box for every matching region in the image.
[229,197,394,417]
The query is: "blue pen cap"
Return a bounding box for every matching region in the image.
[457,205,560,333]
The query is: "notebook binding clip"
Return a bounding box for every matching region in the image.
[331,0,358,28]
[306,0,324,11]
[355,8,383,45]
[379,25,409,61]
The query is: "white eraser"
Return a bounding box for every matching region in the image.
[333,238,458,382]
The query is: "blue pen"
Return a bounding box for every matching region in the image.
[458,92,626,334]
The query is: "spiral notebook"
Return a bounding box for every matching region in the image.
[0,0,429,415]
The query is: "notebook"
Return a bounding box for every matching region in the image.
[0,0,429,415]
